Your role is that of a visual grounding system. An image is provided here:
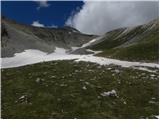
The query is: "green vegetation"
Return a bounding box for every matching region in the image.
[97,31,159,62]
[90,26,145,50]
[2,60,159,118]
[89,23,159,62]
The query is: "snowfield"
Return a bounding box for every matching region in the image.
[1,47,158,72]
[1,48,80,68]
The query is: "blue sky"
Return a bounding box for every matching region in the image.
[1,1,158,35]
[2,1,84,27]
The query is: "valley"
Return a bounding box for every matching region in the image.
[1,17,159,119]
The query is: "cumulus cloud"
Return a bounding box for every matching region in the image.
[32,21,45,27]
[66,1,158,35]
[35,0,50,10]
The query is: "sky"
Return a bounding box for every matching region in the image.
[2,1,84,27]
[1,1,159,35]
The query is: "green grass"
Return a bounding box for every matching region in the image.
[1,60,159,118]
[90,26,145,50]
[89,24,159,62]
[97,34,159,62]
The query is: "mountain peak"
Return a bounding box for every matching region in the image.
[61,26,80,33]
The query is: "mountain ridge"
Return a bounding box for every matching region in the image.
[71,18,159,62]
[1,17,159,63]
[1,16,96,57]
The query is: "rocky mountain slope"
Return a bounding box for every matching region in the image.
[2,17,158,63]
[1,17,96,57]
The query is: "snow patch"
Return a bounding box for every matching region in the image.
[71,47,80,51]
[1,48,159,73]
[1,48,80,68]
[82,36,102,48]
[54,47,67,54]
[75,55,158,70]
[133,67,157,73]
[86,49,102,55]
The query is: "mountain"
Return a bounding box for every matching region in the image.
[1,17,159,118]
[73,19,159,62]
[1,17,96,57]
[2,17,158,63]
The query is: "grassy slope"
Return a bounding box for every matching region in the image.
[2,60,159,118]
[89,22,159,62]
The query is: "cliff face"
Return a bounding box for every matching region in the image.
[1,17,96,57]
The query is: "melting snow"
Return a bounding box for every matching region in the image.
[1,48,80,68]
[86,49,102,54]
[54,47,66,54]
[74,55,158,72]
[71,47,80,51]
[117,27,133,38]
[1,47,159,73]
[81,36,103,48]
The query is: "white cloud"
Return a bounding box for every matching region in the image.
[31,21,58,28]
[35,0,50,10]
[32,21,45,27]
[66,1,158,35]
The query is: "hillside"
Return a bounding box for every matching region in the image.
[74,19,159,62]
[2,17,158,62]
[1,17,95,57]
[2,60,159,118]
